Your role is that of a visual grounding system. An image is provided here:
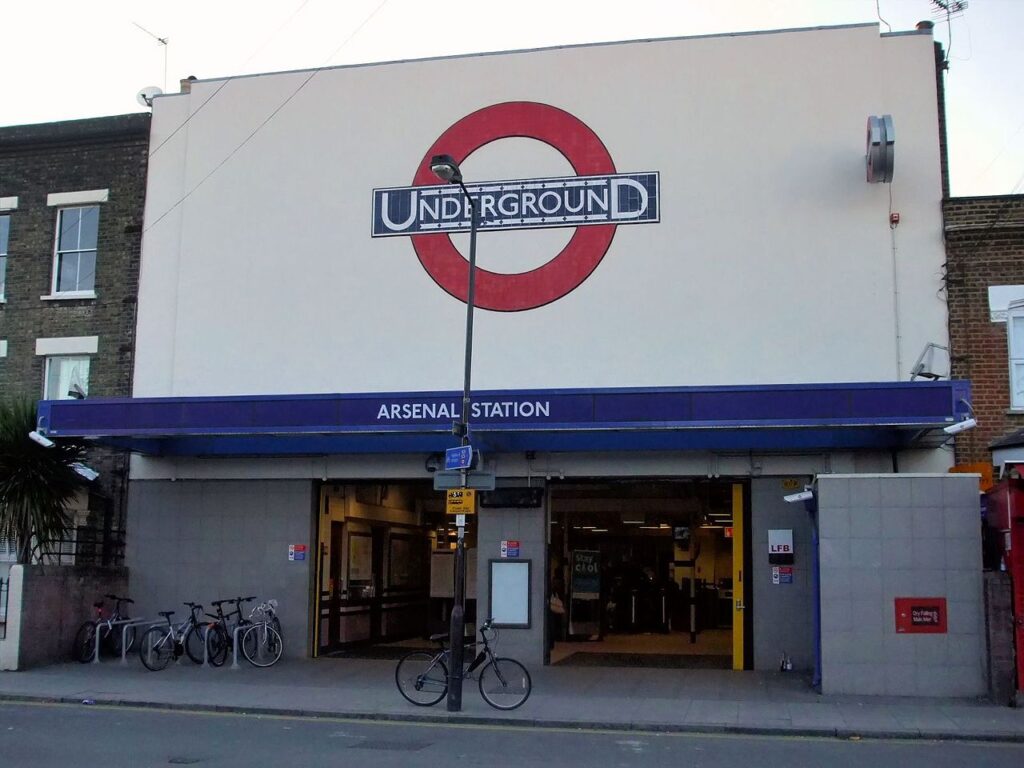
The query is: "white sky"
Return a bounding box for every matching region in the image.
[1,0,1021,196]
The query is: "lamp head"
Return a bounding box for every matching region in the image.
[430,154,462,184]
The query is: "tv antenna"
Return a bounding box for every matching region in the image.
[930,0,968,66]
[133,21,169,91]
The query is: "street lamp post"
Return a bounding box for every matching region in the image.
[430,153,478,712]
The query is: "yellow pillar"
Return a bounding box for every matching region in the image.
[731,483,744,670]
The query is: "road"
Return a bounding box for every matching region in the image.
[0,701,1022,767]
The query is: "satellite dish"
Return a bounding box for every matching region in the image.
[136,85,164,108]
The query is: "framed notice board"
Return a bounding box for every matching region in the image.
[488,559,531,628]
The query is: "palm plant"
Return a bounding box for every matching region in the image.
[0,399,87,564]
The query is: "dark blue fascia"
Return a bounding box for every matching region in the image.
[36,380,971,457]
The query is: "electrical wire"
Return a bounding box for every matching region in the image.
[875,0,891,33]
[143,0,390,235]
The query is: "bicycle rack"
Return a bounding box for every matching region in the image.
[119,619,164,665]
[231,624,246,670]
[198,623,246,669]
[91,618,158,665]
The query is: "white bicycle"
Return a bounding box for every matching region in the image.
[241,599,283,667]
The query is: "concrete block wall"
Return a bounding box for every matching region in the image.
[475,491,547,669]
[0,564,128,670]
[816,474,986,697]
[126,479,315,658]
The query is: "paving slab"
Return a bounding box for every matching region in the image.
[1,658,1021,742]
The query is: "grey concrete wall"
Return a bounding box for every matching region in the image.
[2,564,128,670]
[475,497,547,669]
[817,474,986,697]
[126,480,315,658]
[751,477,815,672]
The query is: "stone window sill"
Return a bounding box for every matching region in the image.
[40,292,97,302]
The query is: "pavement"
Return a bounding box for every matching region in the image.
[0,656,1022,742]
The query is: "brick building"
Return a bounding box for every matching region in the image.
[943,195,1024,466]
[0,114,150,564]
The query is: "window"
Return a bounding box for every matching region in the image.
[44,356,90,400]
[1010,300,1024,410]
[0,214,8,300]
[53,206,98,294]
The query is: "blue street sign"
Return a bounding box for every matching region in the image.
[445,445,473,471]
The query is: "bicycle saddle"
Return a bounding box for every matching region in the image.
[158,610,175,618]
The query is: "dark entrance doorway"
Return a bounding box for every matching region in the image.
[548,479,748,669]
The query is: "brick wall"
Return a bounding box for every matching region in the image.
[943,195,1024,465]
[0,114,151,531]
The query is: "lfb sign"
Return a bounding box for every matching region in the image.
[768,529,794,566]
[371,102,660,312]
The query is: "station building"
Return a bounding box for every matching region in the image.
[37,22,989,693]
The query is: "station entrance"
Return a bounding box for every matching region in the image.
[314,481,473,657]
[548,479,749,669]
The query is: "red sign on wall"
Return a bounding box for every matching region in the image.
[894,597,947,634]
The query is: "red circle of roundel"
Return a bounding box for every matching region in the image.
[411,102,617,312]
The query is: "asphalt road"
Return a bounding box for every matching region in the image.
[1,702,1022,768]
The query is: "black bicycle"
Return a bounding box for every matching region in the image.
[72,594,135,662]
[204,596,256,666]
[138,602,207,670]
[395,618,532,710]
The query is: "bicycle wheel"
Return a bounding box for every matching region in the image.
[183,624,206,664]
[73,621,97,663]
[395,651,448,706]
[206,624,229,667]
[139,626,173,671]
[241,624,283,667]
[478,657,532,710]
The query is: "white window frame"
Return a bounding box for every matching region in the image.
[49,205,99,298]
[0,212,9,302]
[42,355,92,401]
[1009,299,1024,411]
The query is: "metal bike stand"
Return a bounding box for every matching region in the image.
[92,617,146,664]
[231,624,245,670]
[120,619,161,665]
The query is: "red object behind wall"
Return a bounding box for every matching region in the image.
[986,470,1024,693]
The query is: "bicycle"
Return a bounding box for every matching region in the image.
[204,596,256,667]
[240,599,283,667]
[139,603,208,671]
[138,602,207,670]
[395,618,532,710]
[72,594,135,662]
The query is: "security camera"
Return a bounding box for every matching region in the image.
[28,431,55,448]
[943,418,977,435]
[71,462,100,482]
[784,490,814,503]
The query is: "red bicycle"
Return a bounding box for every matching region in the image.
[72,594,135,662]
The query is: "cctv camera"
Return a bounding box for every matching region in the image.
[71,462,100,482]
[943,418,977,435]
[784,490,814,503]
[28,431,55,448]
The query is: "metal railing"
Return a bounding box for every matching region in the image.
[39,527,125,567]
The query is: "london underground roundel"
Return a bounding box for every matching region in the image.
[371,102,660,312]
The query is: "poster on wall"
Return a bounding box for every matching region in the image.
[348,534,372,582]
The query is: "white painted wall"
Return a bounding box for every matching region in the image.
[135,25,947,397]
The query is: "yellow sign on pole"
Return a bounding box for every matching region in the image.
[446,488,477,515]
